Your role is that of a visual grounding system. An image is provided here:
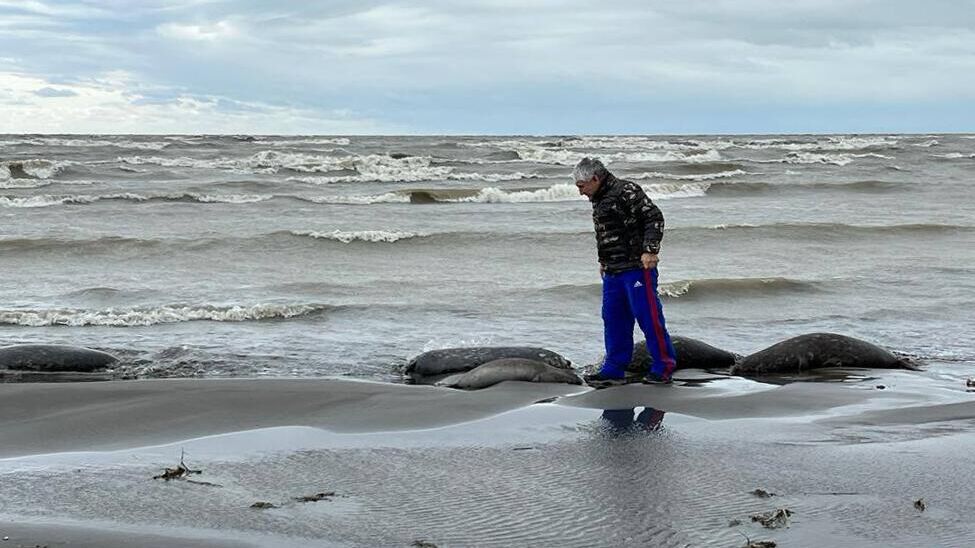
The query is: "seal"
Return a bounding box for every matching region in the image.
[0,344,118,372]
[731,332,918,376]
[406,346,572,385]
[592,336,740,377]
[437,358,583,390]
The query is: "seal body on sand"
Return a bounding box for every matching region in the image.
[437,358,583,390]
[592,336,739,377]
[0,344,118,372]
[732,333,917,376]
[406,347,571,384]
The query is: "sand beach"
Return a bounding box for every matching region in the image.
[3,363,975,547]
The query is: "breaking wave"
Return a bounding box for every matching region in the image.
[396,182,709,204]
[255,137,352,146]
[658,277,823,299]
[0,192,273,208]
[119,152,540,183]
[0,159,71,180]
[458,135,899,155]
[758,152,894,166]
[301,192,411,205]
[632,169,748,181]
[0,303,332,327]
[0,137,169,150]
[932,153,975,160]
[734,135,898,151]
[290,230,427,243]
[290,170,540,185]
[511,146,723,166]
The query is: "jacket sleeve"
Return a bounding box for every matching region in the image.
[624,182,665,254]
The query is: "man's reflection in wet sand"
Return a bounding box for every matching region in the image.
[600,408,666,432]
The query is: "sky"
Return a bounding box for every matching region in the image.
[1,0,974,134]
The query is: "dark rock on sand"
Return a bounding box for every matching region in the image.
[593,336,740,376]
[732,333,917,376]
[0,344,117,372]
[751,508,793,529]
[437,358,582,390]
[406,347,572,385]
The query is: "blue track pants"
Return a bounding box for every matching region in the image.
[601,267,677,379]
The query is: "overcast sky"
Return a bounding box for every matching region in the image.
[1,0,973,134]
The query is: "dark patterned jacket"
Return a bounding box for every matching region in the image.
[590,173,665,273]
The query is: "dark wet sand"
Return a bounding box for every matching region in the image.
[0,521,263,548]
[3,369,975,547]
[0,377,585,457]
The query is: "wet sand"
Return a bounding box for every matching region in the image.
[2,365,975,547]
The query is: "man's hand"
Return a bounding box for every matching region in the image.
[641,253,659,270]
[599,263,605,277]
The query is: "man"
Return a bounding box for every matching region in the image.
[574,157,677,387]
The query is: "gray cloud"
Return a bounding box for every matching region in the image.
[2,0,973,132]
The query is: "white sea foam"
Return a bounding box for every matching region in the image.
[450,184,582,203]
[442,171,540,182]
[0,137,169,150]
[118,155,226,170]
[118,152,532,183]
[0,192,273,208]
[0,195,96,208]
[932,153,975,159]
[512,146,723,166]
[736,135,898,151]
[118,152,461,182]
[462,135,897,155]
[657,280,694,298]
[761,152,894,166]
[564,137,706,151]
[190,193,272,203]
[291,230,424,243]
[706,223,761,230]
[463,137,717,152]
[913,139,939,147]
[288,167,536,185]
[643,182,711,199]
[0,179,50,189]
[444,181,709,203]
[0,159,70,179]
[259,137,351,146]
[302,193,410,205]
[632,169,748,181]
[0,303,328,327]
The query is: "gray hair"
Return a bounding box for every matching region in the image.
[573,157,608,182]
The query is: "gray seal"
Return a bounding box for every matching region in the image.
[732,333,918,376]
[0,344,118,372]
[592,336,740,376]
[406,346,572,385]
[437,358,583,390]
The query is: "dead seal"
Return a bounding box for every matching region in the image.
[437,358,582,390]
[0,344,118,372]
[732,333,918,376]
[406,346,571,385]
[592,336,740,377]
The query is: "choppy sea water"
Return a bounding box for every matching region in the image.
[2,134,973,379]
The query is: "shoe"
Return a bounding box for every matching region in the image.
[641,372,673,385]
[583,371,627,389]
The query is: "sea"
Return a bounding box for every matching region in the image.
[2,134,973,380]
